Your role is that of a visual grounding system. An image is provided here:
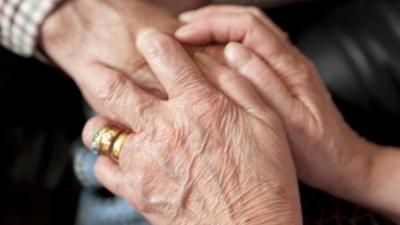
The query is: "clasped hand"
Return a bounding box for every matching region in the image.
[42,2,400,224]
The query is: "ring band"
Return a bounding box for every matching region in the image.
[90,125,130,161]
[111,132,130,161]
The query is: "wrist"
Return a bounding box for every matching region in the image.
[40,0,81,60]
[324,136,400,219]
[363,145,400,218]
[316,135,378,205]
[338,138,378,202]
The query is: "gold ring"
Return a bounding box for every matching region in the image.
[110,131,130,162]
[91,125,124,156]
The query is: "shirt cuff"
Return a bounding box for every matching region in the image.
[0,0,63,57]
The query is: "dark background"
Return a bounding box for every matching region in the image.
[0,0,399,224]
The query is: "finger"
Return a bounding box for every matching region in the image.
[136,28,210,98]
[176,12,269,45]
[96,153,182,217]
[82,117,142,203]
[224,42,294,117]
[176,13,315,97]
[83,115,141,159]
[194,52,271,114]
[80,117,125,195]
[179,5,286,39]
[82,116,123,150]
[94,156,125,196]
[75,62,159,130]
[82,118,183,213]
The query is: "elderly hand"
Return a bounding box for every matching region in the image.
[41,0,173,100]
[40,0,222,105]
[175,5,400,219]
[81,28,302,225]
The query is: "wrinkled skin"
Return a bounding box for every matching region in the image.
[41,0,221,103]
[175,5,367,191]
[175,5,400,222]
[82,29,302,225]
[177,3,372,194]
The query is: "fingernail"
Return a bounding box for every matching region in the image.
[179,12,195,22]
[224,42,251,68]
[136,27,159,45]
[194,52,219,70]
[175,25,193,38]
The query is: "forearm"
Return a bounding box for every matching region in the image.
[365,145,400,222]
[325,139,400,222]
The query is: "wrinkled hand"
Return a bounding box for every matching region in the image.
[41,0,222,104]
[41,0,172,98]
[81,29,302,225]
[175,5,379,208]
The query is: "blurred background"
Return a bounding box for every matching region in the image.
[1,0,399,224]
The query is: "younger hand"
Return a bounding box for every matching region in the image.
[175,5,382,211]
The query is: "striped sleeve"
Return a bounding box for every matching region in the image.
[0,0,63,57]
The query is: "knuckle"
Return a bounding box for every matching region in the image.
[222,71,248,88]
[146,34,178,60]
[241,12,262,27]
[96,72,126,105]
[174,68,205,91]
[134,99,155,122]
[184,88,222,117]
[245,57,268,76]
[211,65,247,86]
[267,39,287,59]
[212,66,239,82]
